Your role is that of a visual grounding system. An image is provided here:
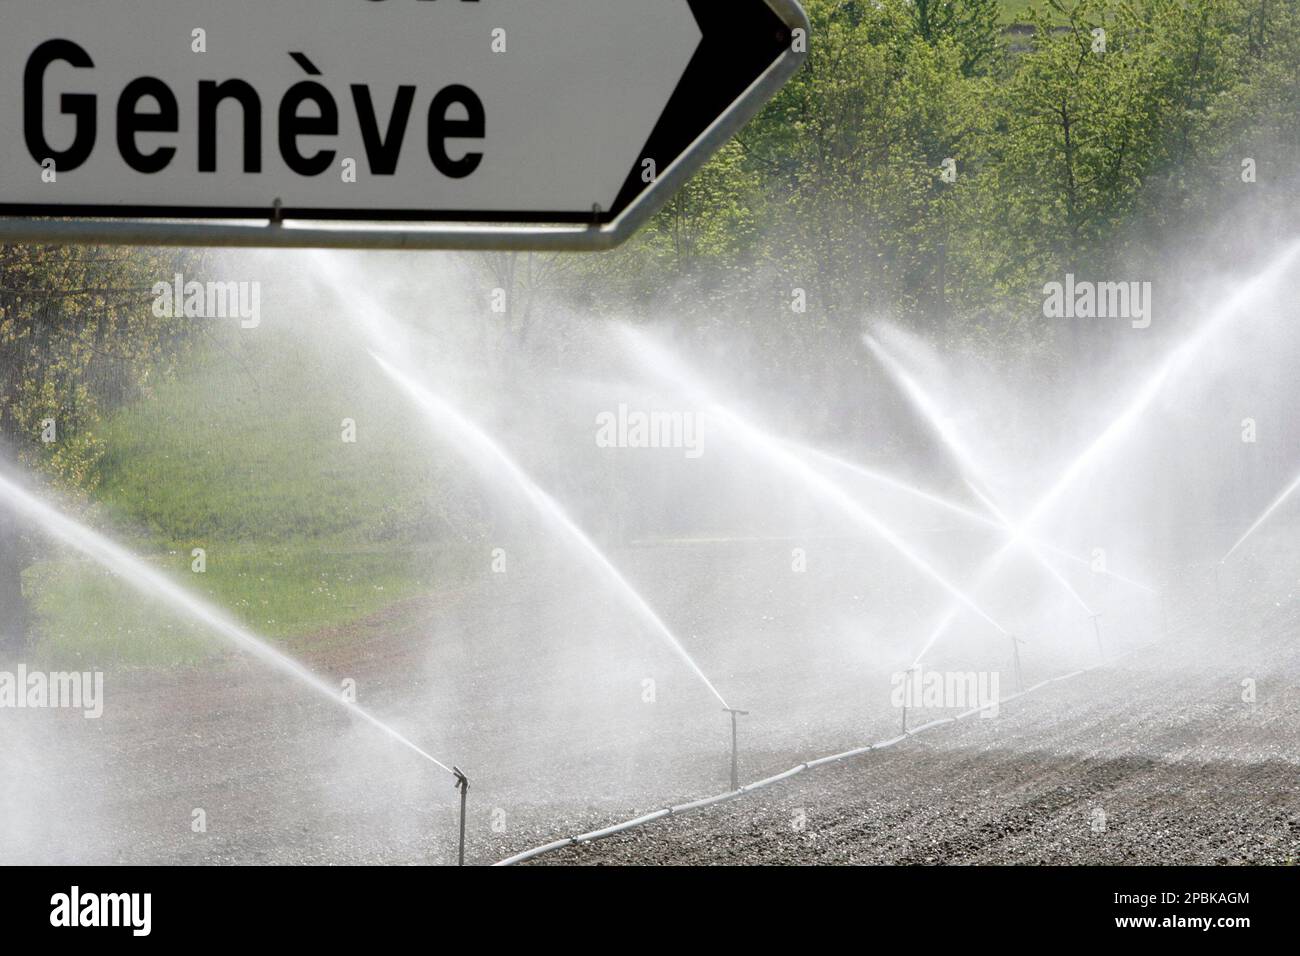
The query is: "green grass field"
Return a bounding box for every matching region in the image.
[24,327,479,668]
[25,542,461,668]
[1001,0,1038,24]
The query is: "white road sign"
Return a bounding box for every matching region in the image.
[0,0,808,248]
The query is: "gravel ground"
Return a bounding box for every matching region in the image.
[1,538,1294,865]
[531,580,1300,865]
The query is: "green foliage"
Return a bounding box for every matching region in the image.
[909,0,1007,75]
[0,245,202,495]
[572,0,1300,358]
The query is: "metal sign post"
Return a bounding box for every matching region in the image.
[1089,613,1104,659]
[0,0,807,250]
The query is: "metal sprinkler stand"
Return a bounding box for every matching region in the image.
[901,663,920,734]
[1089,613,1104,658]
[1009,634,1025,693]
[723,708,749,791]
[452,766,469,867]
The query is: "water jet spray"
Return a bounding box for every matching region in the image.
[1220,466,1300,565]
[0,471,457,778]
[309,257,732,711]
[366,350,731,710]
[619,328,1012,639]
[901,243,1300,666]
[800,441,1157,596]
[906,242,1300,666]
[865,333,1099,620]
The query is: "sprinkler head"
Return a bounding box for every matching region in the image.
[451,766,469,868]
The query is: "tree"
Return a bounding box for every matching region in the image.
[0,243,201,650]
[908,0,1006,76]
